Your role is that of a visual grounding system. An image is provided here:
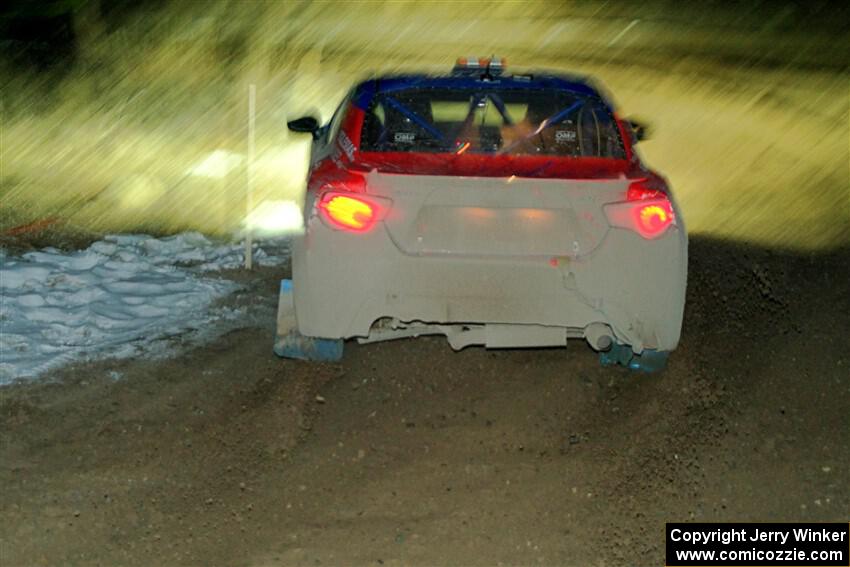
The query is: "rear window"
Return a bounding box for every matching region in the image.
[360,87,626,159]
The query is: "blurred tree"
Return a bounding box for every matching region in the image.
[97,0,167,33]
[0,0,87,70]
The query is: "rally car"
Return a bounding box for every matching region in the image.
[275,58,687,371]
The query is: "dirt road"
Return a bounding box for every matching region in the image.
[2,237,848,566]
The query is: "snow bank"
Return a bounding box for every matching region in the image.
[0,232,287,383]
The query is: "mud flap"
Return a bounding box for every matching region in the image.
[600,344,668,373]
[273,279,343,362]
[274,330,343,362]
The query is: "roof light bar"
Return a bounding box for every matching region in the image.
[452,56,506,77]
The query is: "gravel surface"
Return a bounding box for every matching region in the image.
[1,237,848,566]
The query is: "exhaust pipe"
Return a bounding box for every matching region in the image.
[584,322,614,352]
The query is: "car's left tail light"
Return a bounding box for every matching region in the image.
[604,179,677,239]
[317,192,390,232]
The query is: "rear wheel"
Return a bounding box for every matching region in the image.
[274,330,344,362]
[274,278,345,362]
[600,344,669,372]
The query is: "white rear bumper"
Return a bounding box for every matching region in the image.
[290,221,687,353]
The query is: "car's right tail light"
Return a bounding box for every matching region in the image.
[604,179,677,239]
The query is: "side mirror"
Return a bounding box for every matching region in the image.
[287,116,321,138]
[625,118,650,143]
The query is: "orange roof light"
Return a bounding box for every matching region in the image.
[452,56,506,76]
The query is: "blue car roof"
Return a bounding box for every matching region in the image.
[352,73,602,109]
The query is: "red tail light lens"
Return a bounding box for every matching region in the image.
[319,194,376,231]
[633,202,674,238]
[604,178,677,239]
[626,184,665,201]
[318,193,384,232]
[628,179,674,238]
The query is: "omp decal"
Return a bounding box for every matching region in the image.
[555,130,577,143]
[394,132,416,143]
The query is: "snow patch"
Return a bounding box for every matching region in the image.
[0,232,288,383]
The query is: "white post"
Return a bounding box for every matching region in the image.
[245,84,256,269]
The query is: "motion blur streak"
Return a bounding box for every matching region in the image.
[1,1,848,248]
